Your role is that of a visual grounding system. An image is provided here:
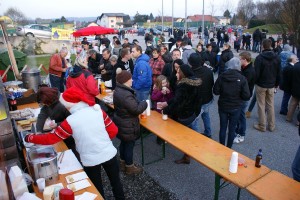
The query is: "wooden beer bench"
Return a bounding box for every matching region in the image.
[246,170,300,200]
[16,103,104,199]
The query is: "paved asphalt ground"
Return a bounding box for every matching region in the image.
[104,34,300,200]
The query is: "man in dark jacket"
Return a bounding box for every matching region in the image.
[234,52,256,144]
[203,43,217,69]
[291,111,300,182]
[188,53,214,138]
[254,39,281,132]
[252,28,262,53]
[210,38,220,55]
[116,48,134,73]
[286,59,300,123]
[213,57,250,148]
[88,49,102,74]
[280,54,298,115]
[99,48,113,82]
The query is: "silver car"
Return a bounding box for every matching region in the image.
[16,24,52,38]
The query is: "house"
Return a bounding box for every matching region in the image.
[187,15,219,24]
[215,16,230,25]
[96,13,128,28]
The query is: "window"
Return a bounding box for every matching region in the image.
[111,20,114,23]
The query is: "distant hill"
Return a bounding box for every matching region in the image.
[65,17,97,22]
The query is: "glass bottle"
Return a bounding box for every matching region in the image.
[255,149,263,168]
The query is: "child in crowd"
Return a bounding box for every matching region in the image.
[151,75,174,113]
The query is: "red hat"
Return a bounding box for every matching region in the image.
[60,87,97,109]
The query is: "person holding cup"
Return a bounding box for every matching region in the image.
[158,64,202,164]
[113,68,147,175]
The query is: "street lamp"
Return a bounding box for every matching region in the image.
[202,0,204,39]
[162,0,164,34]
[172,0,174,35]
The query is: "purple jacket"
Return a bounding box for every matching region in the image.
[151,88,174,112]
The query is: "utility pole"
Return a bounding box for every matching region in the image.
[162,0,164,34]
[185,0,187,35]
[172,0,174,35]
[202,0,205,39]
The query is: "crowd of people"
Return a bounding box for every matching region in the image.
[24,28,300,199]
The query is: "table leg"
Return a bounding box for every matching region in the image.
[141,131,145,166]
[214,173,221,200]
[237,188,241,200]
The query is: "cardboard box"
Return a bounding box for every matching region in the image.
[16,89,37,105]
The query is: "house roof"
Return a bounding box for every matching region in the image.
[97,13,127,20]
[187,15,219,23]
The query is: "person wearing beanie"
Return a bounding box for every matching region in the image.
[213,57,250,148]
[160,64,202,164]
[113,68,148,175]
[25,87,125,199]
[188,53,214,138]
[66,57,99,103]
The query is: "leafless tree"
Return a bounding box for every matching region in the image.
[4,7,28,25]
[209,0,216,27]
[237,0,256,26]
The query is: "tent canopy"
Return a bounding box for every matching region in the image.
[72,26,115,37]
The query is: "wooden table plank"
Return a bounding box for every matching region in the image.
[246,170,300,200]
[140,111,271,188]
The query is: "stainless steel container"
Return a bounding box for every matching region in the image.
[27,146,58,182]
[21,68,41,92]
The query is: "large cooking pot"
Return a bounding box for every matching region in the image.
[27,146,58,183]
[22,68,41,92]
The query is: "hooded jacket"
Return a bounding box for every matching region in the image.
[213,69,250,110]
[132,54,152,91]
[66,65,99,103]
[191,65,214,104]
[241,62,256,97]
[218,49,234,74]
[163,77,202,120]
[182,45,195,64]
[113,83,147,141]
[254,50,281,88]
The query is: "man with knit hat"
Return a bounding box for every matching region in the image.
[113,68,147,174]
[213,57,250,148]
[66,57,99,103]
[189,53,214,138]
[25,87,125,199]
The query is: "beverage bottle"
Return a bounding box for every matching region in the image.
[101,82,106,95]
[255,149,263,168]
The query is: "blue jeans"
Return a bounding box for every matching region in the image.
[201,100,213,137]
[292,144,300,182]
[135,89,150,102]
[218,108,241,148]
[253,41,260,52]
[49,74,64,92]
[187,114,201,133]
[280,91,291,114]
[248,91,257,112]
[119,140,135,165]
[236,101,249,137]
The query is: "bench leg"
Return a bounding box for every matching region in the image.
[214,174,221,200]
[237,188,241,200]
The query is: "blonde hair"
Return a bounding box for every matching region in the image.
[154,75,168,90]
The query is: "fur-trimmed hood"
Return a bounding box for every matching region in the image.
[178,77,202,87]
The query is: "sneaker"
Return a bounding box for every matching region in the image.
[233,134,241,144]
[245,111,251,118]
[238,136,245,143]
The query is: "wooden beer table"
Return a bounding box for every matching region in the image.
[17,103,104,199]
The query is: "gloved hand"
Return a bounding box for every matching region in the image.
[24,133,34,143]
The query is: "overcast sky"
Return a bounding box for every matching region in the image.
[0,0,239,19]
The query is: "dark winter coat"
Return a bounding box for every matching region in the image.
[191,65,214,104]
[241,62,256,97]
[36,101,70,132]
[163,77,202,120]
[211,42,220,54]
[113,83,147,141]
[203,51,217,68]
[290,62,300,98]
[253,29,262,42]
[88,53,102,74]
[100,58,113,81]
[279,63,293,92]
[218,49,234,74]
[254,50,281,88]
[213,69,250,110]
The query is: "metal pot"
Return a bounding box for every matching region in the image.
[27,146,58,182]
[21,68,41,92]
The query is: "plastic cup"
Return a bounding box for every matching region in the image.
[162,114,168,120]
[36,178,45,192]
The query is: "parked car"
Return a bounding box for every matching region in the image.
[137,28,145,36]
[155,25,169,32]
[145,28,162,35]
[16,24,52,38]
